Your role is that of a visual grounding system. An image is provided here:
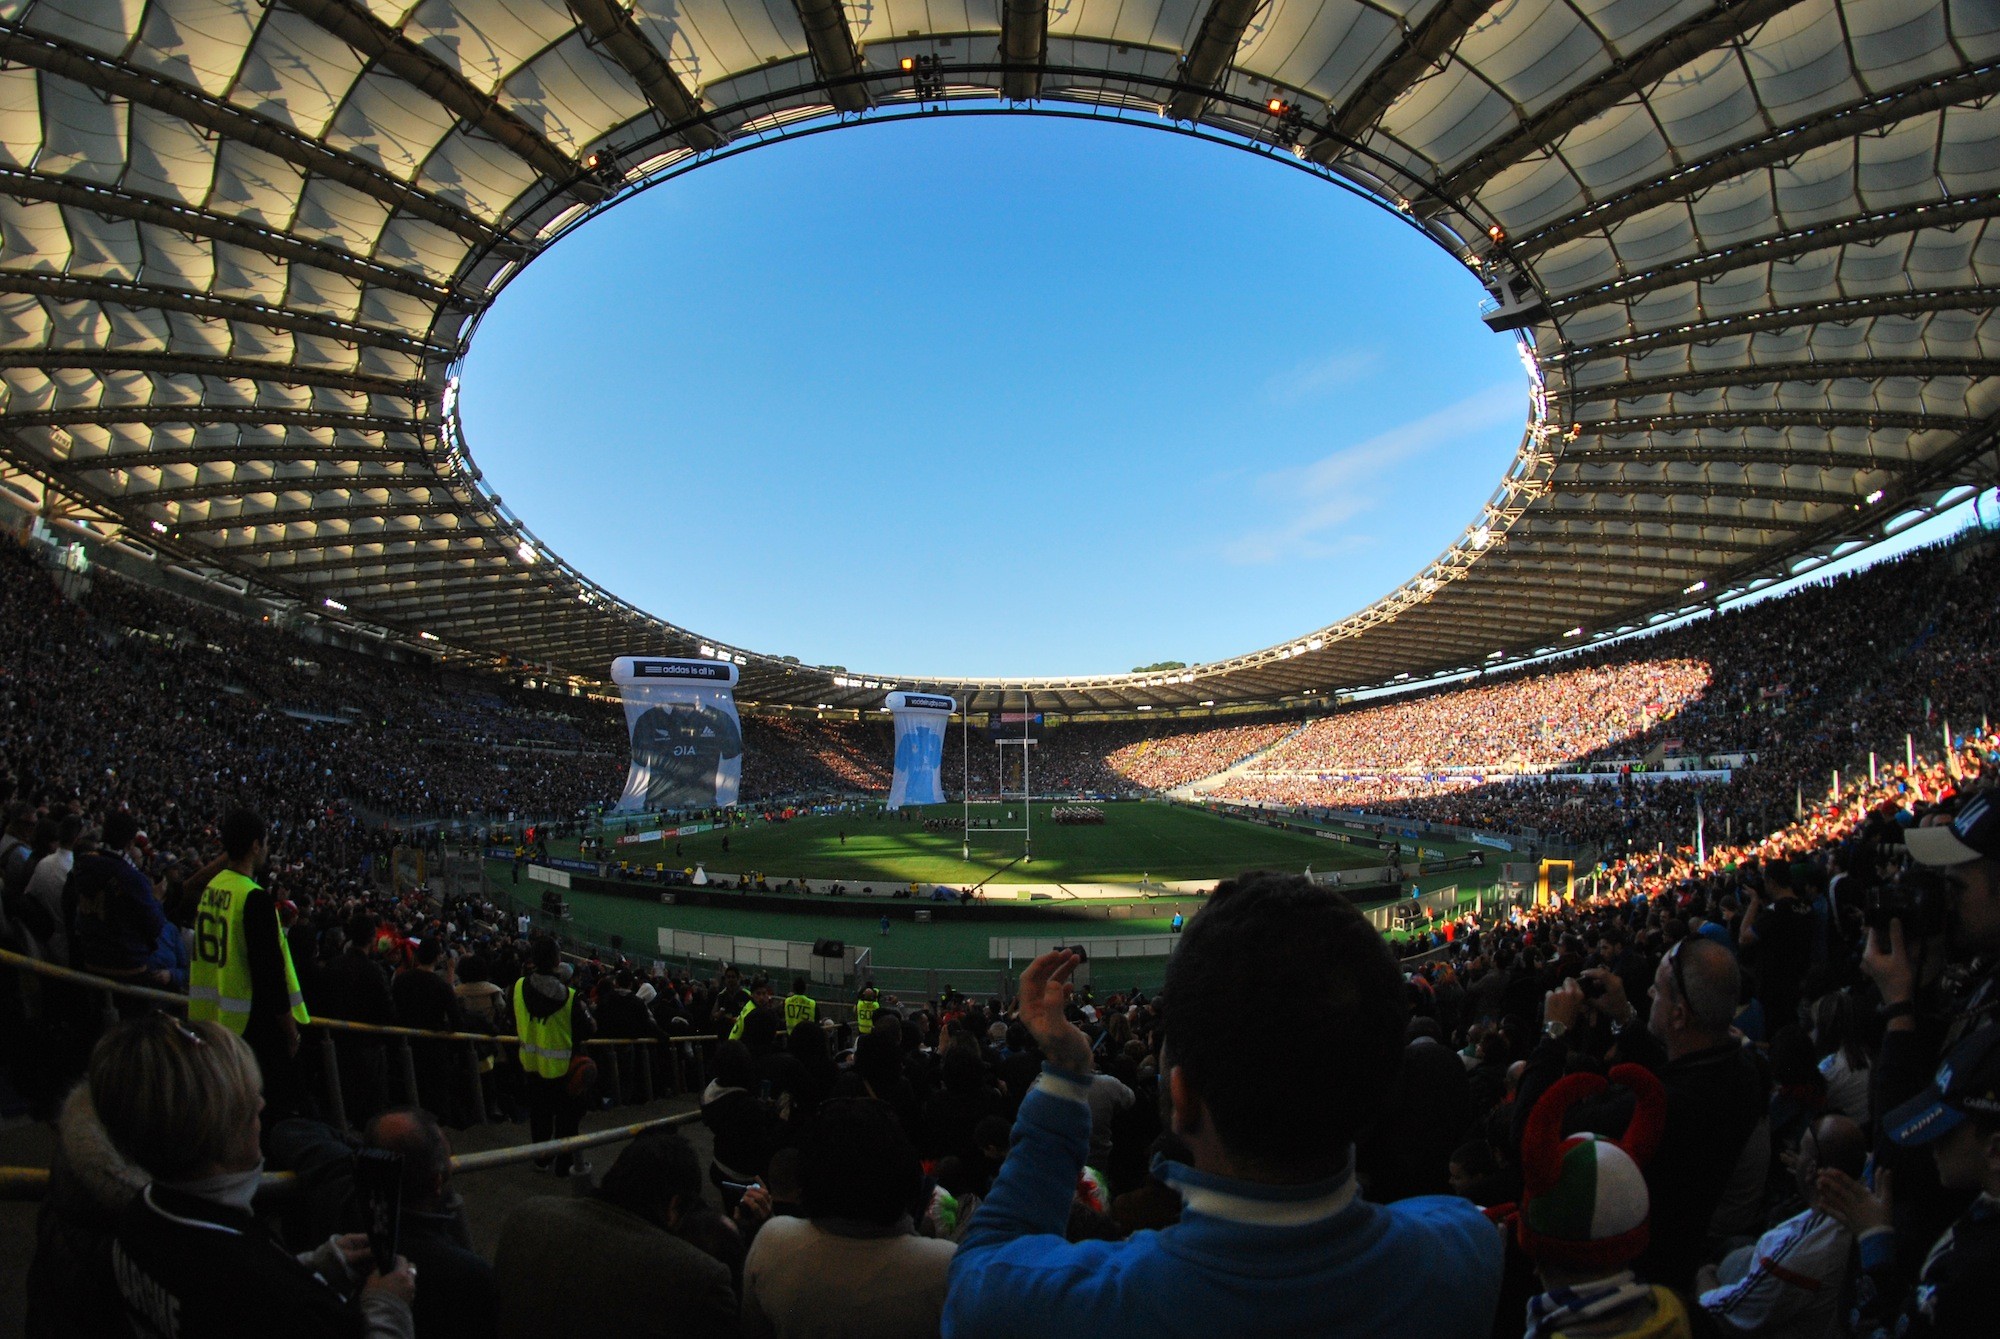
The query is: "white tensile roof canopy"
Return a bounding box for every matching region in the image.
[0,0,1994,713]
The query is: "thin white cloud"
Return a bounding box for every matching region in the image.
[1221,383,1523,566]
[1263,348,1380,404]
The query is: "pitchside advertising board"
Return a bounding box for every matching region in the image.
[887,691,956,809]
[611,657,743,812]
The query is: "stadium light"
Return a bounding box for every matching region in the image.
[1306,637,1324,650]
[1565,626,1583,637]
[323,597,347,612]
[1866,489,1886,504]
[699,644,715,657]
[900,56,914,70]
[149,519,168,534]
[418,631,439,642]
[1136,705,1152,710]
[1266,98,1287,114]
[516,542,538,564]
[1200,700,1215,707]
[1685,580,1706,595]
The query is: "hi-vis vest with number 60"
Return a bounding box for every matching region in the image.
[188,869,309,1033]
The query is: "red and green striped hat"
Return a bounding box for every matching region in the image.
[1517,1065,1666,1271]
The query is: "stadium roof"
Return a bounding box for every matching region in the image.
[0,0,1994,713]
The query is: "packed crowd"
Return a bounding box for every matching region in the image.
[1100,720,1295,790]
[6,519,2000,1336]
[1219,537,2000,858]
[1253,659,1712,775]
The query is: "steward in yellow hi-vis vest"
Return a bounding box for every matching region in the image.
[188,814,308,1037]
[729,978,778,1041]
[784,977,817,1031]
[855,988,880,1035]
[515,975,575,1079]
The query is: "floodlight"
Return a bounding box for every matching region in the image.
[323,597,347,612]
[1267,98,1287,114]
[1487,224,1506,244]
[901,57,914,70]
[1866,489,1885,504]
[149,520,168,534]
[418,631,439,642]
[1685,580,1706,595]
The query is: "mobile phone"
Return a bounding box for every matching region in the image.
[718,1179,756,1194]
[353,1149,403,1275]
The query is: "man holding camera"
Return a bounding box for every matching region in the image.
[1524,934,1767,1290]
[1863,792,2000,1272]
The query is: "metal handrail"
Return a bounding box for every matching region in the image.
[0,1108,704,1200]
[0,948,719,1046]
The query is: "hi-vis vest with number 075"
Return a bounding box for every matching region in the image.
[783,993,817,1030]
[187,869,309,1034]
[514,978,575,1079]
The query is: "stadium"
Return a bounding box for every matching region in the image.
[3,1,2000,1336]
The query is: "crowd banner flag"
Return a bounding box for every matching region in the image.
[886,692,957,809]
[611,657,743,812]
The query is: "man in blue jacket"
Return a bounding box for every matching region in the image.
[944,871,1504,1338]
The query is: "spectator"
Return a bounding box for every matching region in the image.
[66,811,169,1000]
[392,940,467,1123]
[703,1042,781,1212]
[362,1108,497,1339]
[1820,1025,2000,1337]
[90,1015,415,1337]
[943,873,1504,1337]
[492,1129,737,1339]
[1529,938,1768,1288]
[1511,1064,1685,1339]
[740,1097,956,1339]
[1698,1114,1865,1339]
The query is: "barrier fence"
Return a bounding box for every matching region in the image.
[0,947,720,1141]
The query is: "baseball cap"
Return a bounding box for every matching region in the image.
[1904,791,2000,867]
[1884,1025,2000,1146]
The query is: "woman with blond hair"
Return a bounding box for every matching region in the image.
[89,1015,417,1338]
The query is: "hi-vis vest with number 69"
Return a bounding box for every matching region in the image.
[515,979,575,1079]
[188,869,309,1033]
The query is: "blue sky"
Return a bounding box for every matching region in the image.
[460,115,1530,678]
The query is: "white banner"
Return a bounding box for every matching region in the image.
[611,657,743,812]
[886,691,955,809]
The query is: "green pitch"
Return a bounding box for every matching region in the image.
[582,800,1390,887]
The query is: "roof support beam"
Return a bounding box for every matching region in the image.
[1558,444,1918,472]
[1534,505,1825,533]
[219,531,491,560]
[0,272,452,359]
[564,0,723,151]
[790,0,871,114]
[133,479,447,509]
[49,446,429,474]
[1560,286,2000,366]
[1439,0,1810,202]
[1515,60,2000,257]
[1565,358,2000,402]
[0,350,428,399]
[1000,0,1050,101]
[0,23,515,253]
[0,168,453,302]
[281,0,591,193]
[1308,0,1500,160]
[173,500,467,536]
[1553,479,1863,507]
[1511,526,1779,558]
[1166,0,1264,122]
[1572,409,1973,436]
[1551,193,2000,313]
[6,406,423,434]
